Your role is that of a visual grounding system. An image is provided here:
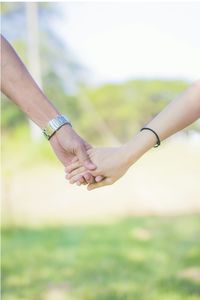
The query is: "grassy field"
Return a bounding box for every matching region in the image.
[2,215,200,300]
[2,128,200,299]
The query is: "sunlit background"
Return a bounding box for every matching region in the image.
[1,2,200,300]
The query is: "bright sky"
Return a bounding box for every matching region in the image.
[54,1,200,84]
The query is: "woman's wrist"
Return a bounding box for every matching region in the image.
[123,130,157,167]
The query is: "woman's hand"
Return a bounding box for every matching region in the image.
[65,130,162,190]
[65,146,132,190]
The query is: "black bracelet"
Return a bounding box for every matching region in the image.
[140,127,161,147]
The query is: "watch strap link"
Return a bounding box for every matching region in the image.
[43,115,72,140]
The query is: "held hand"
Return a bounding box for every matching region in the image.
[66,146,132,190]
[65,131,158,189]
[50,124,97,184]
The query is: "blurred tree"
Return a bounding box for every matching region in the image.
[1,2,116,143]
[1,2,86,127]
[1,3,199,145]
[82,80,194,143]
[26,2,42,139]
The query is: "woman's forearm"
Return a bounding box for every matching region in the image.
[147,81,200,140]
[126,81,200,165]
[1,35,59,128]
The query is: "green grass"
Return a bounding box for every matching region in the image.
[2,215,200,300]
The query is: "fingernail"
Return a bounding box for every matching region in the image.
[95,176,103,182]
[85,162,96,170]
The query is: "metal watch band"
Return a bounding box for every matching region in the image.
[43,115,72,140]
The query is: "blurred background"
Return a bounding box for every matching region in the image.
[1,2,200,300]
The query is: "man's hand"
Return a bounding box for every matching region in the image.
[49,125,98,184]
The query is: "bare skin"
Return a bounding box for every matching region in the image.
[66,81,200,190]
[1,34,103,184]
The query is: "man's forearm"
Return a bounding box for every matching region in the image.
[1,35,96,177]
[126,81,200,165]
[1,35,59,128]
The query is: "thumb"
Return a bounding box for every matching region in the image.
[76,145,96,170]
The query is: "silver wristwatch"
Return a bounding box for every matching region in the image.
[43,115,72,140]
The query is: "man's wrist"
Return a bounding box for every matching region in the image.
[42,115,72,140]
